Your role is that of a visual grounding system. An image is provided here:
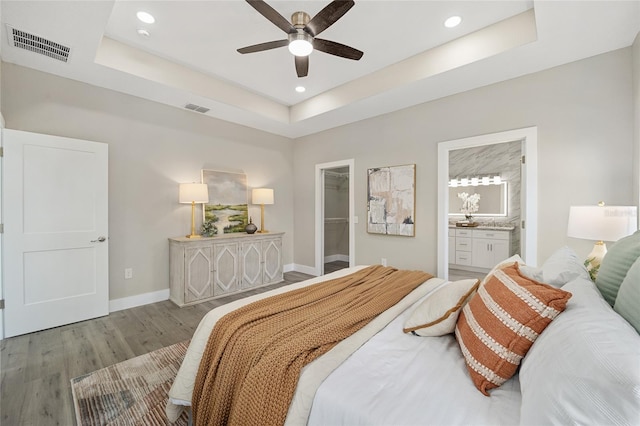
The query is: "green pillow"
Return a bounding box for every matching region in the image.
[595,230,640,306]
[614,256,640,333]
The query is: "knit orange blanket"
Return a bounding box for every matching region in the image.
[191,265,432,426]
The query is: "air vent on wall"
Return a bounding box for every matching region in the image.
[184,103,210,114]
[7,25,71,62]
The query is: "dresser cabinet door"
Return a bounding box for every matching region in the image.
[241,241,263,289]
[213,242,240,296]
[262,238,283,285]
[184,246,213,303]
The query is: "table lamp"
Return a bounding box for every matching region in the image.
[179,183,209,238]
[252,188,274,233]
[567,202,637,279]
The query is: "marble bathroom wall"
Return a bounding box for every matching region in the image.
[449,140,522,255]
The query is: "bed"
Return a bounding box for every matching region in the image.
[166,232,640,426]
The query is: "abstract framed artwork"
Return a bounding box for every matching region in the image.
[201,169,248,234]
[367,164,416,236]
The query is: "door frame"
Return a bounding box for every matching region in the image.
[437,127,538,279]
[315,159,355,276]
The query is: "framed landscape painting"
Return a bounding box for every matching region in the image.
[367,164,416,236]
[201,170,248,234]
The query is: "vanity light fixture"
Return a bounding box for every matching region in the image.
[449,174,503,187]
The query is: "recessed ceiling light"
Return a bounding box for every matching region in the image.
[295,86,306,93]
[136,11,155,24]
[137,28,150,38]
[444,16,462,28]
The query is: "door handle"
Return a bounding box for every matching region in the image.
[91,236,107,242]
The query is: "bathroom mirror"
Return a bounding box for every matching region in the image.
[448,182,508,216]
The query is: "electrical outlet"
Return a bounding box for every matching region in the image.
[124,268,133,279]
[381,258,387,267]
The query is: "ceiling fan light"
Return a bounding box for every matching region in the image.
[288,32,313,56]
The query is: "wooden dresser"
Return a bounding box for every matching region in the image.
[169,232,284,307]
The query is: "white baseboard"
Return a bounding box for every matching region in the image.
[108,263,320,313]
[290,263,318,276]
[324,254,349,263]
[109,289,170,313]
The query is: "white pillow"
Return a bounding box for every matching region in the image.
[539,246,590,286]
[403,279,479,337]
[480,254,526,285]
[519,276,640,425]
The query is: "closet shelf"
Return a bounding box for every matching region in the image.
[324,217,349,224]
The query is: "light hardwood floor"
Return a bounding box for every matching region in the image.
[0,270,313,425]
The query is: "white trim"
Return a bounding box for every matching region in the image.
[109,289,170,313]
[283,263,295,273]
[315,159,355,277]
[438,127,538,279]
[324,254,350,263]
[291,263,318,276]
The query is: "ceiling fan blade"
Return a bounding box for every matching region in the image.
[245,0,295,34]
[305,0,355,37]
[313,38,363,60]
[295,56,309,78]
[237,39,288,54]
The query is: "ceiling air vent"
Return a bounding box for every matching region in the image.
[7,25,71,62]
[184,103,210,114]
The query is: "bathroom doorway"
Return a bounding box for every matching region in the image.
[437,127,538,280]
[315,159,355,276]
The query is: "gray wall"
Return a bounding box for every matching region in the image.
[294,47,636,272]
[1,64,294,301]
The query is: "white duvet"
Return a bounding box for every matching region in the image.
[166,266,522,425]
[308,288,522,426]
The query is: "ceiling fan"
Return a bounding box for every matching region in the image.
[237,0,363,78]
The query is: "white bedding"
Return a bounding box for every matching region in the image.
[166,266,448,423]
[308,287,522,426]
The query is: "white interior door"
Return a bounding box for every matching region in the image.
[3,129,109,337]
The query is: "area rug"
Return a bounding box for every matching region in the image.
[71,340,190,425]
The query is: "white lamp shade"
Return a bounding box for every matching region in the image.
[567,205,638,242]
[252,188,274,205]
[179,183,209,204]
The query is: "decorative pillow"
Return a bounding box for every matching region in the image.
[403,279,480,337]
[595,230,640,306]
[613,256,640,333]
[520,276,640,425]
[454,262,572,395]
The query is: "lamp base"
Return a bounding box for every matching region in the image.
[584,241,607,281]
[186,234,202,239]
[257,230,269,234]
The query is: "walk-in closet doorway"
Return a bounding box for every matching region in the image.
[315,159,355,276]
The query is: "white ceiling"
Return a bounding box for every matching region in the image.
[1,1,639,138]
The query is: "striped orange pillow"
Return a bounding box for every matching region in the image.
[455,262,572,395]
